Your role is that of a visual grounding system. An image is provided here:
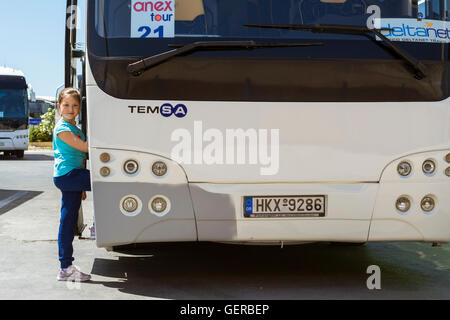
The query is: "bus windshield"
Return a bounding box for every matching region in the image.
[94,0,450,39]
[0,75,28,120]
[87,0,450,102]
[0,89,28,119]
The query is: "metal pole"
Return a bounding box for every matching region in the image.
[64,0,73,87]
[71,0,78,88]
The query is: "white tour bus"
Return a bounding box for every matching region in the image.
[67,0,450,249]
[0,67,29,159]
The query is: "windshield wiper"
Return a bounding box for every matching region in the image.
[243,24,427,80]
[127,40,324,76]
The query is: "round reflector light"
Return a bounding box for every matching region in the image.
[422,160,436,175]
[124,160,139,175]
[397,161,412,177]
[152,161,167,177]
[421,196,435,212]
[100,167,111,177]
[396,196,411,213]
[100,153,111,163]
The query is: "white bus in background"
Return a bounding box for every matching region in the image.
[66,0,450,250]
[29,96,55,118]
[0,67,29,159]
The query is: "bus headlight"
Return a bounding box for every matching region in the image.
[123,160,139,175]
[151,197,167,212]
[445,167,450,177]
[149,196,171,216]
[396,196,411,213]
[120,195,142,217]
[152,161,167,177]
[397,161,412,177]
[445,153,450,163]
[422,160,435,175]
[421,196,435,212]
[123,197,138,212]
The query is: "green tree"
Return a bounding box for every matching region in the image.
[29,108,55,142]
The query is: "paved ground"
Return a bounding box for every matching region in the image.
[0,151,449,300]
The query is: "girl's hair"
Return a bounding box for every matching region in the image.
[58,88,81,105]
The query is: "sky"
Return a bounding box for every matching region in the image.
[0,0,86,98]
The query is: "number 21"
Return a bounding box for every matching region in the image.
[138,26,164,38]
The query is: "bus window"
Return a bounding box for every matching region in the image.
[175,0,207,36]
[94,0,450,40]
[87,0,450,101]
[416,0,449,20]
[95,0,131,38]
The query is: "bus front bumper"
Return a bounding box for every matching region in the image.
[0,131,28,151]
[189,181,450,244]
[90,148,450,247]
[0,138,13,150]
[91,179,450,247]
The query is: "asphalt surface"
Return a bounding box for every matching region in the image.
[0,150,449,300]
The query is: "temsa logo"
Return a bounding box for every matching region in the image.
[128,103,188,118]
[133,1,173,12]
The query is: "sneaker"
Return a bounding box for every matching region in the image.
[57,265,91,282]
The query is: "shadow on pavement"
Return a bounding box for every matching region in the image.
[0,190,44,215]
[0,153,53,161]
[88,242,450,299]
[23,153,54,161]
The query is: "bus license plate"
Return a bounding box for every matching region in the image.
[244,195,326,218]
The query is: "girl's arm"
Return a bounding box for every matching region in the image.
[57,132,89,153]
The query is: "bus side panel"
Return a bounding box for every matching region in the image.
[89,148,198,248]
[369,150,450,242]
[93,181,198,247]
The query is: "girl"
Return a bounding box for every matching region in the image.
[53,88,91,282]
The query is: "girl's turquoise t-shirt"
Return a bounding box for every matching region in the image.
[53,120,86,177]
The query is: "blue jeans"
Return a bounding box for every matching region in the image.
[54,169,91,269]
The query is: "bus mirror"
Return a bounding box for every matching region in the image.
[28,84,36,102]
[72,49,85,58]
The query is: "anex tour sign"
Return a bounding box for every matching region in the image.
[131,0,175,38]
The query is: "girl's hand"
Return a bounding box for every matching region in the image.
[82,191,87,201]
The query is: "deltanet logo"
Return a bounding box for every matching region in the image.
[376,18,450,43]
[128,103,188,118]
